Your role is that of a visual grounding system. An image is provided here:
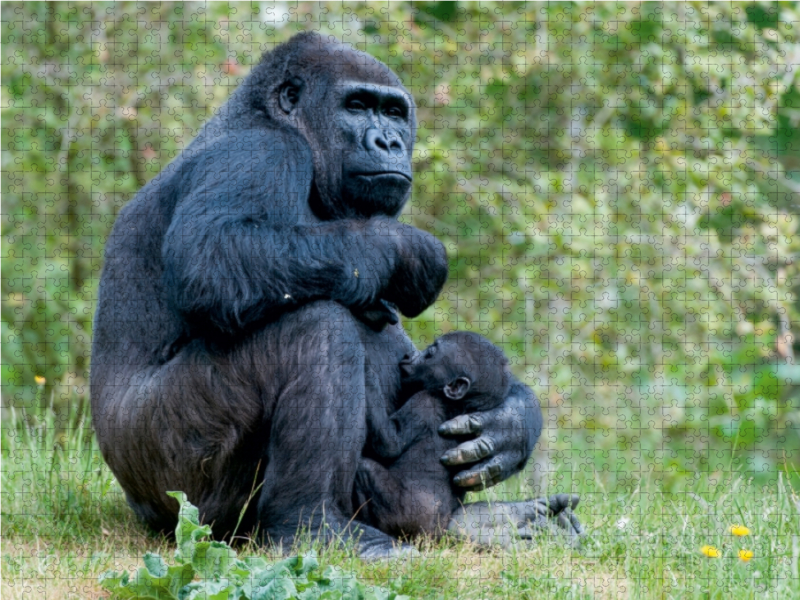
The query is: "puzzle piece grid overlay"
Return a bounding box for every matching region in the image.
[2,2,800,598]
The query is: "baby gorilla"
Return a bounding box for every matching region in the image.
[355,331,510,539]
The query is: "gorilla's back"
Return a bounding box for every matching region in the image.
[90,158,188,399]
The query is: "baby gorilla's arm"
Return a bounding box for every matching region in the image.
[368,392,439,460]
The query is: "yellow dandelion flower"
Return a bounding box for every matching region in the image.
[34,375,46,386]
[700,545,720,558]
[738,549,754,562]
[729,525,751,537]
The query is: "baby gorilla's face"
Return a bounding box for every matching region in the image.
[399,331,511,408]
[399,337,473,401]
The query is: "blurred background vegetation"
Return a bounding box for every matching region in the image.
[3,1,800,488]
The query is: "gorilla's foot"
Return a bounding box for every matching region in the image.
[358,539,419,561]
[447,494,584,549]
[347,520,418,561]
[316,517,416,561]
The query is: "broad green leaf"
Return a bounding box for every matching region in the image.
[242,556,268,571]
[241,565,292,598]
[100,495,411,600]
[99,559,194,599]
[167,491,213,564]
[315,566,362,598]
[192,541,238,580]
[179,579,236,600]
[99,571,137,599]
[284,552,320,577]
[229,559,255,580]
[249,574,298,600]
[143,553,169,579]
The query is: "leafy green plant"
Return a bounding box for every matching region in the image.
[99,492,410,600]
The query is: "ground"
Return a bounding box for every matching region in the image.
[2,407,798,600]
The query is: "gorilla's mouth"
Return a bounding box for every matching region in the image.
[354,171,412,182]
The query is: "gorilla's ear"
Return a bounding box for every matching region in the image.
[444,377,471,401]
[278,77,305,114]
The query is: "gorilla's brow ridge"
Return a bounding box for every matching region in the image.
[336,81,414,108]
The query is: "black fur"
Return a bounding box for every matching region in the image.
[91,32,541,557]
[355,332,511,538]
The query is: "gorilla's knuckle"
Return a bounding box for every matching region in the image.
[468,414,484,433]
[480,437,497,456]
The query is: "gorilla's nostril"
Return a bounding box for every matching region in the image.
[365,128,405,156]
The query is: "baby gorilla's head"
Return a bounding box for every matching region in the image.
[400,331,510,411]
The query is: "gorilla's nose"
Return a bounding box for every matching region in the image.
[365,128,405,157]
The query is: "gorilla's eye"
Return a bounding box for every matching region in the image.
[346,98,367,111]
[425,345,437,359]
[384,104,406,119]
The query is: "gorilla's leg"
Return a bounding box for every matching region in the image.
[95,301,409,557]
[254,301,409,557]
[93,338,268,540]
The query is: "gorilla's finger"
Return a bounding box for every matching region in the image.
[509,499,554,522]
[512,499,584,547]
[560,510,584,537]
[451,455,504,489]
[546,493,580,515]
[440,436,495,467]
[438,413,484,437]
[379,299,399,324]
[353,299,399,331]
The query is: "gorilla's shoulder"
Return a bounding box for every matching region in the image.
[139,126,312,200]
[198,127,311,158]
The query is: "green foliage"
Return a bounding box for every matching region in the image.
[3,2,800,478]
[99,492,409,600]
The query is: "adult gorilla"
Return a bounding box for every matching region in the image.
[91,32,576,558]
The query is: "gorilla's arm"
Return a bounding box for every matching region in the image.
[161,130,447,334]
[439,379,542,491]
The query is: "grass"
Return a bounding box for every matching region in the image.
[2,400,799,599]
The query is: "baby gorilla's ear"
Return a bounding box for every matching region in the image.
[444,376,471,400]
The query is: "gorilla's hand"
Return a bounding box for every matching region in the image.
[448,495,584,549]
[368,219,448,318]
[439,381,541,491]
[353,299,399,332]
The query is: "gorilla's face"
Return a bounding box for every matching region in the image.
[280,76,415,219]
[333,81,414,217]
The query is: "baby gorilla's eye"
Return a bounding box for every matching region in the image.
[425,345,437,358]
